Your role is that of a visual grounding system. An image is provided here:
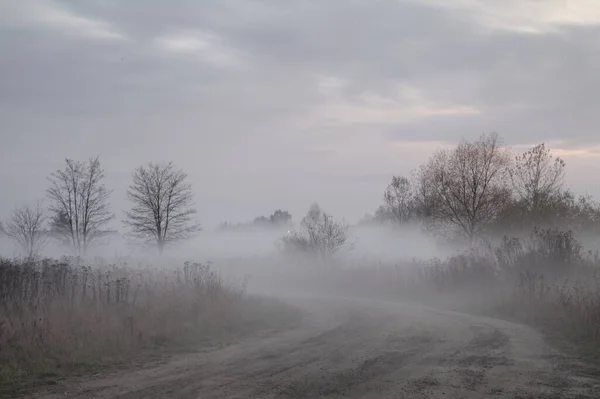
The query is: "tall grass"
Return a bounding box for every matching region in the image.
[0,258,247,387]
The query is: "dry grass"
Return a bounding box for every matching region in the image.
[0,257,297,396]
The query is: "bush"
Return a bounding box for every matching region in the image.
[277,203,350,259]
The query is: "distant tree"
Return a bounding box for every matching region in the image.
[279,203,349,258]
[47,157,114,256]
[219,210,292,231]
[495,188,600,236]
[569,194,600,234]
[253,210,292,227]
[124,162,201,255]
[253,216,270,226]
[4,202,47,258]
[48,209,73,247]
[216,222,231,231]
[383,175,416,224]
[373,205,392,222]
[415,133,512,243]
[510,143,565,212]
[358,205,397,226]
[269,209,292,226]
[492,144,573,234]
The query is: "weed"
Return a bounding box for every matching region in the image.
[0,257,247,393]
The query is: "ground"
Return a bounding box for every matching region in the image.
[30,296,600,398]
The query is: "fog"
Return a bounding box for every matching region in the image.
[3,172,600,399]
[0,222,459,304]
[5,0,600,395]
[0,224,454,264]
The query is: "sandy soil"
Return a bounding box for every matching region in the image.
[32,296,600,398]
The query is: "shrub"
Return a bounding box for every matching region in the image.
[278,203,350,259]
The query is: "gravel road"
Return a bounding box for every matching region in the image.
[33,296,600,398]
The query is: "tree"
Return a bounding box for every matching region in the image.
[510,143,565,211]
[47,157,114,255]
[48,209,72,247]
[415,133,512,243]
[253,210,292,227]
[269,209,292,226]
[124,162,201,255]
[218,209,292,231]
[279,203,349,258]
[492,143,568,233]
[383,175,416,224]
[253,216,270,226]
[4,202,47,258]
[358,205,394,225]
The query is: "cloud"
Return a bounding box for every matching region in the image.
[543,141,600,159]
[316,81,479,125]
[2,0,600,224]
[419,0,600,34]
[154,30,246,68]
[0,0,125,40]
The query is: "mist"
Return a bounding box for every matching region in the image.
[4,0,600,396]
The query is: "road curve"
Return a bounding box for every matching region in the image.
[34,296,600,398]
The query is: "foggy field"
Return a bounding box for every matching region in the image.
[4,135,600,397]
[4,225,600,397]
[3,8,600,388]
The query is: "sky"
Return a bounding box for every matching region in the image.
[1,0,600,230]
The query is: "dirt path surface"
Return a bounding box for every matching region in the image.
[33,296,600,398]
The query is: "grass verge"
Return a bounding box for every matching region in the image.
[0,258,301,398]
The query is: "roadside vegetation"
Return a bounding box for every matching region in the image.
[276,228,600,364]
[0,257,299,397]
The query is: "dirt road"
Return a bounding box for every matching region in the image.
[34,296,600,398]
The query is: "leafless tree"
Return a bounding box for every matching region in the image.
[510,143,565,211]
[124,162,201,255]
[47,157,114,256]
[358,205,394,225]
[415,133,512,243]
[279,203,349,258]
[4,202,48,258]
[383,175,416,224]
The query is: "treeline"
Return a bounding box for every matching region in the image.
[1,158,201,257]
[216,209,292,232]
[3,133,600,258]
[362,133,600,244]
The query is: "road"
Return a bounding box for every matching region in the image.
[34,296,600,398]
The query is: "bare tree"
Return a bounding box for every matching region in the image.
[47,157,114,255]
[510,143,565,211]
[383,175,416,224]
[124,162,201,255]
[358,205,394,225]
[415,133,512,243]
[4,202,47,258]
[279,203,349,258]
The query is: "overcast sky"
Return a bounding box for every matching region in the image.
[1,0,600,229]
